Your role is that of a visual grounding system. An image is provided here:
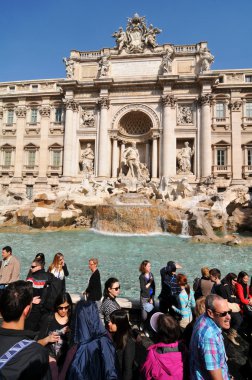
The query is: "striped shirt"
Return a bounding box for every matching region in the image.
[190,313,230,380]
[173,289,195,319]
[100,297,120,324]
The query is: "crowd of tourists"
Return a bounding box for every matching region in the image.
[0,245,251,379]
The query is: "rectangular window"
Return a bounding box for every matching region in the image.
[248,149,252,166]
[4,151,11,166]
[31,84,38,92]
[28,150,36,166]
[31,109,37,123]
[245,75,252,83]
[216,103,225,118]
[245,102,252,117]
[55,108,62,123]
[52,151,61,166]
[7,110,14,124]
[217,149,226,166]
[26,185,33,200]
[9,86,15,92]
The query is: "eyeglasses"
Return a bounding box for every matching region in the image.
[111,286,120,291]
[57,305,70,310]
[213,310,232,317]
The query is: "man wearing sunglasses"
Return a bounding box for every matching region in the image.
[190,294,232,380]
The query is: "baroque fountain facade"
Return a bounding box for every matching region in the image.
[0,14,252,241]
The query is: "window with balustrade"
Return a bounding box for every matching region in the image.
[7,110,14,125]
[217,149,226,166]
[55,108,63,123]
[52,150,61,167]
[30,108,38,123]
[245,102,252,118]
[248,149,252,166]
[216,103,225,119]
[27,150,36,167]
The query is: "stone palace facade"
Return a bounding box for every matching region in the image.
[1,14,252,197]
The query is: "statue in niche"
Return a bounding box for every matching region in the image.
[177,105,193,124]
[198,47,214,72]
[123,142,142,179]
[63,57,74,79]
[79,143,94,174]
[112,13,161,54]
[161,46,175,74]
[98,55,110,77]
[82,109,95,127]
[177,141,194,174]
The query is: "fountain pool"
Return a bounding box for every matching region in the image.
[1,229,251,299]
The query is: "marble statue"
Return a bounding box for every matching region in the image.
[80,143,94,174]
[98,55,110,77]
[198,47,214,72]
[175,177,194,199]
[112,13,161,54]
[144,24,161,48]
[123,142,142,179]
[112,27,128,53]
[157,176,175,201]
[63,57,74,79]
[82,109,95,127]
[161,46,174,74]
[177,142,194,174]
[177,105,193,124]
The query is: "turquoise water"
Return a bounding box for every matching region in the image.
[1,229,251,299]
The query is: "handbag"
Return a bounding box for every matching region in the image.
[227,302,240,313]
[143,302,154,313]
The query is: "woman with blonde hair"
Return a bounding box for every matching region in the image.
[48,252,69,291]
[172,273,195,329]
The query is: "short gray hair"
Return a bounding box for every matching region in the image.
[205,294,225,311]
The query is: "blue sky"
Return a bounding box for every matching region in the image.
[1,0,252,82]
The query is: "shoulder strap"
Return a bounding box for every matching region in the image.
[0,339,35,369]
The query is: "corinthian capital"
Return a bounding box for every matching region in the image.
[65,99,79,112]
[198,94,212,106]
[228,100,242,112]
[15,107,27,118]
[39,106,51,117]
[161,94,176,108]
[97,97,110,109]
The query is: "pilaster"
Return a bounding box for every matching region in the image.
[97,96,110,178]
[199,94,212,178]
[161,94,176,177]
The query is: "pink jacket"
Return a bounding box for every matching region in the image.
[141,341,188,380]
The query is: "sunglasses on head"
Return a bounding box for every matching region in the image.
[111,286,120,291]
[57,305,70,310]
[213,310,232,317]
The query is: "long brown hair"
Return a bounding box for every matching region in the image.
[48,252,64,272]
[177,273,191,298]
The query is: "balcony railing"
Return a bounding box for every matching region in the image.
[212,165,232,178]
[47,165,62,177]
[0,165,14,176]
[22,165,39,177]
[211,117,230,130]
[242,165,252,178]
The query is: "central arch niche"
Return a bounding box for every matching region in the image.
[118,111,152,138]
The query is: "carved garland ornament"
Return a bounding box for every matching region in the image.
[65,99,79,112]
[15,107,27,118]
[97,97,110,109]
[229,101,242,112]
[198,94,212,106]
[39,106,51,117]
[112,104,160,131]
[161,94,176,108]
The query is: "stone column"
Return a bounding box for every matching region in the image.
[229,100,243,183]
[199,94,212,178]
[161,94,176,177]
[111,137,119,178]
[13,106,26,180]
[151,136,158,179]
[38,103,50,179]
[145,142,150,169]
[62,99,78,179]
[97,97,110,178]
